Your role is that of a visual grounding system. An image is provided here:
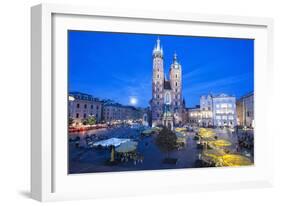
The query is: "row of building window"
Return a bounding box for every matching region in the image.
[76,103,99,110]
[216,115,234,120]
[215,109,235,114]
[156,101,179,106]
[154,94,180,99]
[215,103,233,108]
[76,113,98,119]
[156,73,179,79]
[154,87,179,93]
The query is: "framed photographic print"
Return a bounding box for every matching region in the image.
[31,3,274,201]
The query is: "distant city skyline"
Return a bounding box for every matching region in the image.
[69,31,254,108]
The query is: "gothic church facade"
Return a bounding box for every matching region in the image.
[150,38,185,129]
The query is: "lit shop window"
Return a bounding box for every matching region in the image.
[222,116,227,120]
[228,104,232,108]
[228,116,234,120]
[216,116,221,120]
[216,104,220,108]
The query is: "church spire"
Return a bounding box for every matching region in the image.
[153,36,163,58]
[156,36,160,51]
[173,51,178,63]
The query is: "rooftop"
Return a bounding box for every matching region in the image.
[69,91,100,102]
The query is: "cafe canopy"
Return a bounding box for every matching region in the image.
[115,141,138,153]
[93,138,130,147]
[209,139,232,147]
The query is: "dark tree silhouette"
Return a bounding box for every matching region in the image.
[155,127,177,158]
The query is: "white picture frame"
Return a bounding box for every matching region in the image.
[31,3,274,202]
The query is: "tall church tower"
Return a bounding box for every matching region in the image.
[151,37,164,126]
[169,52,183,124]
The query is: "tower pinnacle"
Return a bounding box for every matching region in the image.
[173,52,178,63]
[153,37,163,58]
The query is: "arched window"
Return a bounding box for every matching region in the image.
[165,92,171,104]
[175,82,178,87]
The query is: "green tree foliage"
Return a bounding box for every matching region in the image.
[68,117,74,126]
[82,116,96,125]
[155,127,177,157]
[87,116,96,125]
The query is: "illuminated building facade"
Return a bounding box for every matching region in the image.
[150,38,185,129]
[187,93,237,128]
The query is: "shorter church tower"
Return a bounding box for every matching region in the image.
[169,52,183,124]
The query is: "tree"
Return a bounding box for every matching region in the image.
[155,127,177,158]
[87,116,96,125]
[68,117,74,126]
[82,116,96,125]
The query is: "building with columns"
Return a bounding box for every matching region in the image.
[150,38,185,129]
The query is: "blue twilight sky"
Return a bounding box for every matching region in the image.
[68,31,254,108]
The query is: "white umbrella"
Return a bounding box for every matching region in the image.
[115,141,138,153]
[93,138,130,147]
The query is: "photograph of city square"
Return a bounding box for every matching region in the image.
[68,31,254,174]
